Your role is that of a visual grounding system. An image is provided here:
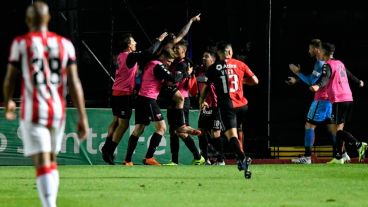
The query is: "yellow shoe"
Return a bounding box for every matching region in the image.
[192,156,205,165]
[327,158,344,164]
[163,161,178,166]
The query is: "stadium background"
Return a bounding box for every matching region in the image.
[1,0,367,159]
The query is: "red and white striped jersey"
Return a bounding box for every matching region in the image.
[8,31,76,128]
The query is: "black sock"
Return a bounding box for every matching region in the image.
[198,133,208,160]
[170,132,180,164]
[305,147,312,157]
[335,131,344,159]
[183,135,201,160]
[103,137,113,149]
[337,130,361,150]
[146,132,162,158]
[111,140,118,153]
[175,109,185,127]
[229,137,245,161]
[213,136,224,161]
[125,135,139,162]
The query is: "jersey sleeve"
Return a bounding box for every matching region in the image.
[8,38,21,68]
[153,63,175,82]
[62,38,77,66]
[314,63,332,88]
[241,62,254,77]
[204,65,215,85]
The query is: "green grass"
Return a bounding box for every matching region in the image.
[0,164,367,207]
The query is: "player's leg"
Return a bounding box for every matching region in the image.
[21,121,58,207]
[144,100,165,165]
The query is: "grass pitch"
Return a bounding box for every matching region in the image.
[0,164,367,207]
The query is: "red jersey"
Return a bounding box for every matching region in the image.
[206,58,254,108]
[8,31,76,128]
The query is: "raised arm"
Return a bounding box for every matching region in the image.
[173,13,201,44]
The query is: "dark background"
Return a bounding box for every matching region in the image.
[1,0,367,157]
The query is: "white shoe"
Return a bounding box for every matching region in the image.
[342,152,351,163]
[214,161,226,166]
[291,156,311,164]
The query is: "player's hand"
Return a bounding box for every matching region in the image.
[191,13,201,22]
[77,116,89,140]
[309,85,320,92]
[200,101,209,109]
[187,66,193,75]
[157,32,168,42]
[289,64,300,74]
[359,80,364,87]
[285,77,297,85]
[4,100,16,120]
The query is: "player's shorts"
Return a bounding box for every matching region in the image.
[157,85,179,109]
[20,120,65,157]
[167,98,190,127]
[330,101,353,125]
[235,105,248,130]
[198,107,222,131]
[306,100,332,125]
[111,95,133,119]
[135,95,164,125]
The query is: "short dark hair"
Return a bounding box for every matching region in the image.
[309,39,322,48]
[176,40,188,48]
[321,42,335,57]
[216,41,232,53]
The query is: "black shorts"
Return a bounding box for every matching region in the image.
[330,101,353,125]
[135,95,164,125]
[157,85,179,108]
[219,104,248,131]
[198,107,223,131]
[167,97,190,127]
[111,95,133,119]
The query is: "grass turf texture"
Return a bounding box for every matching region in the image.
[0,164,367,207]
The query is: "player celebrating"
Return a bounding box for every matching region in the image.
[199,42,258,179]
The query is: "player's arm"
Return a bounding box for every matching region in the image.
[289,63,315,85]
[3,63,18,120]
[67,63,89,140]
[173,13,201,44]
[310,64,331,92]
[242,63,259,86]
[198,84,209,109]
[285,76,300,85]
[153,63,176,83]
[346,68,364,87]
[244,75,259,86]
[126,32,169,68]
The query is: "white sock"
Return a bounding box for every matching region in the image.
[51,163,59,204]
[36,166,57,207]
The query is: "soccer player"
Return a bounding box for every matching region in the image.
[163,40,205,165]
[123,48,185,165]
[199,42,259,179]
[3,2,89,207]
[287,39,363,164]
[310,42,367,164]
[196,49,225,165]
[101,32,168,165]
